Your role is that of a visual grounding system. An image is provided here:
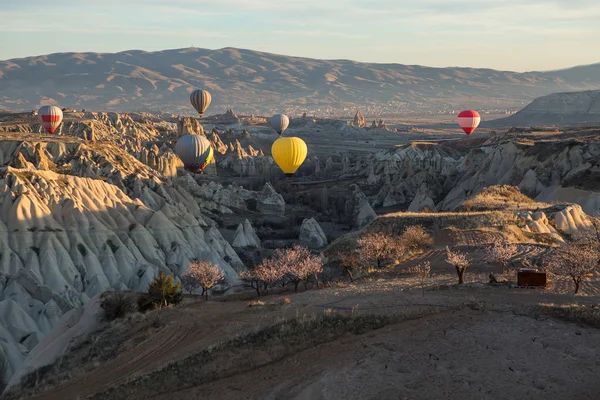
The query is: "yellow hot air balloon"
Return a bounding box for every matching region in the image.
[271,136,307,177]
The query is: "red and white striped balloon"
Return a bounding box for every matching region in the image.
[38,105,63,134]
[457,110,480,136]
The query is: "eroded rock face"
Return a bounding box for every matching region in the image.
[536,186,600,216]
[0,167,245,387]
[258,183,285,216]
[345,185,376,228]
[553,204,593,235]
[352,110,366,128]
[489,90,600,126]
[408,187,437,213]
[232,219,261,248]
[299,218,328,249]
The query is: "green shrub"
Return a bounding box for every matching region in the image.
[138,272,183,312]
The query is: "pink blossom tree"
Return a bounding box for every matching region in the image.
[275,245,323,291]
[445,246,471,285]
[485,240,519,274]
[182,260,225,300]
[408,261,431,297]
[547,240,598,294]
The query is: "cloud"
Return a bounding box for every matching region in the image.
[273,30,369,40]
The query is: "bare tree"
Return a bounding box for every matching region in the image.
[401,225,433,252]
[182,260,225,300]
[485,240,519,274]
[408,261,431,297]
[357,232,402,269]
[445,246,471,285]
[547,240,598,294]
[180,274,198,295]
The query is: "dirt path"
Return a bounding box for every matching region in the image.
[152,308,600,400]
[19,276,600,400]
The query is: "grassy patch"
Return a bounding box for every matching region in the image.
[457,185,542,212]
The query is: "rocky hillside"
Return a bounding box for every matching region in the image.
[0,128,286,387]
[363,133,600,216]
[1,48,600,114]
[485,90,600,127]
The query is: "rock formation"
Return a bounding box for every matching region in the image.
[488,89,600,127]
[298,218,328,249]
[258,183,285,216]
[553,204,593,234]
[352,110,366,128]
[345,185,376,228]
[232,219,261,248]
[176,117,204,137]
[0,133,251,386]
[408,186,437,212]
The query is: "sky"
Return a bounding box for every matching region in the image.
[0,0,599,72]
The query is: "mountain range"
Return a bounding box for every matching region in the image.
[1,47,600,115]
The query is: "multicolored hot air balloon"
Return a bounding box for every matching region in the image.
[271,136,307,177]
[190,90,211,116]
[457,110,481,136]
[38,105,63,134]
[270,114,290,136]
[175,134,214,173]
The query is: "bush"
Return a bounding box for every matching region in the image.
[357,232,402,269]
[100,291,135,321]
[138,272,183,312]
[401,225,433,252]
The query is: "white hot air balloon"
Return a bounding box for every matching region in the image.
[175,134,214,173]
[270,113,290,136]
[38,105,63,134]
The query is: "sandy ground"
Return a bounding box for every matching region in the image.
[19,267,600,400]
[158,308,600,400]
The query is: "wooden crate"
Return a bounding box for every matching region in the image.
[517,269,547,287]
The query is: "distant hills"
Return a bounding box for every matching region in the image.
[1,47,600,115]
[484,89,600,127]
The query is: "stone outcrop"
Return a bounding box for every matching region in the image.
[536,186,600,216]
[553,204,593,234]
[408,187,437,213]
[352,110,366,128]
[298,218,328,249]
[345,185,376,228]
[487,89,600,127]
[258,183,285,216]
[0,136,248,386]
[176,117,204,137]
[232,219,261,248]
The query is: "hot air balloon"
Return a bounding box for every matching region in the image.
[175,134,214,173]
[271,136,307,177]
[38,105,63,134]
[457,110,481,136]
[190,90,212,116]
[270,114,290,136]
